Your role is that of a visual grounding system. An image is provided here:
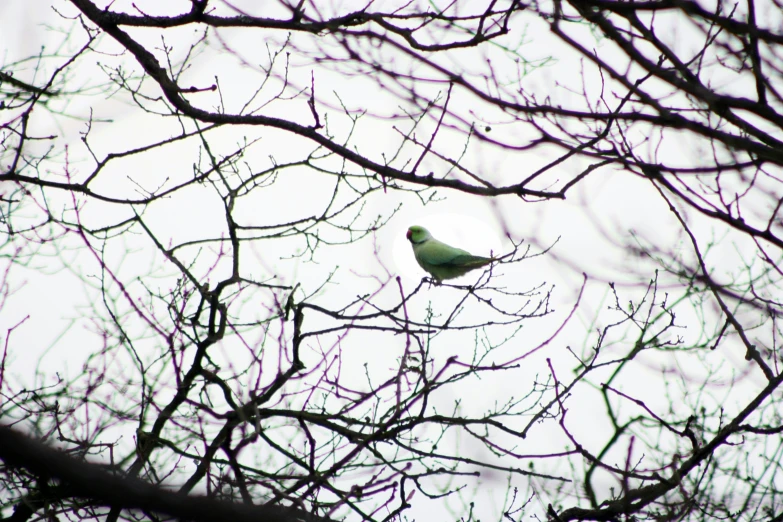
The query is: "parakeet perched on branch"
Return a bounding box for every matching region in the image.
[406,225,494,282]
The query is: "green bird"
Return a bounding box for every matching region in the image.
[406,225,494,282]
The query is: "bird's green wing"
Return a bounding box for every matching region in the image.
[448,254,493,267]
[418,241,486,266]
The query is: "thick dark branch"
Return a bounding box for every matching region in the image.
[0,426,330,522]
[71,1,517,50]
[66,0,563,198]
[587,0,783,45]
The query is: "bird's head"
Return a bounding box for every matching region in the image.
[406,225,431,244]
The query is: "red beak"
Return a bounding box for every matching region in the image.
[406,229,412,241]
